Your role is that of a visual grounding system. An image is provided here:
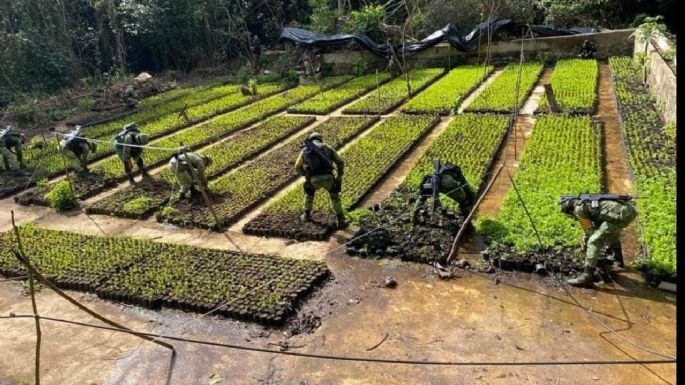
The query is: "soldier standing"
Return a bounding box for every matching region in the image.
[295,132,346,228]
[113,123,150,184]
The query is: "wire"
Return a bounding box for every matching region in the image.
[0,314,676,367]
[56,132,182,152]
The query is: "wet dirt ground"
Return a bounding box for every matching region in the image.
[0,63,677,385]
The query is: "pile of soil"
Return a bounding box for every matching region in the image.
[345,187,464,264]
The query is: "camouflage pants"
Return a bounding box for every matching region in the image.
[63,146,89,172]
[303,174,343,215]
[584,206,637,268]
[1,143,23,170]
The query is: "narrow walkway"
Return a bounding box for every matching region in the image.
[595,62,640,262]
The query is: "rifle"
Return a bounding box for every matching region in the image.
[559,193,633,208]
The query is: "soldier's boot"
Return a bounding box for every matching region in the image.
[607,247,625,269]
[567,266,596,288]
[336,213,347,229]
[299,210,312,222]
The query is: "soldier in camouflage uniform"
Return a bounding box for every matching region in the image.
[59,126,97,173]
[0,125,27,175]
[412,161,475,223]
[295,132,346,228]
[113,122,150,184]
[168,150,211,199]
[560,196,637,287]
[123,85,139,109]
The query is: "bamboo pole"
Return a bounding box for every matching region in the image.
[11,212,41,385]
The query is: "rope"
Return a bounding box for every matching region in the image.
[0,315,676,366]
[56,132,182,152]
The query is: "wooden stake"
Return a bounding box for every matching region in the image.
[11,211,41,385]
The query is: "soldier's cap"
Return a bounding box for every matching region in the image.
[308,132,323,141]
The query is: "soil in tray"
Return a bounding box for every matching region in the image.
[157,189,230,227]
[86,178,174,219]
[244,211,338,241]
[0,170,51,198]
[15,171,117,206]
[482,244,584,276]
[344,187,464,264]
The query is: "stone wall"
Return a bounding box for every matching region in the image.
[322,29,635,73]
[634,32,677,124]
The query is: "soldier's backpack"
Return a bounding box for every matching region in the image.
[302,139,333,176]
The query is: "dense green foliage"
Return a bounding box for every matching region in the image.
[402,65,494,115]
[466,62,544,113]
[0,225,328,324]
[403,114,509,190]
[537,59,598,114]
[44,180,79,212]
[343,68,444,114]
[160,116,377,228]
[477,116,602,250]
[609,56,676,279]
[289,73,393,114]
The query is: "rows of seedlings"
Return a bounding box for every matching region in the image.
[401,65,494,115]
[345,114,510,263]
[0,225,329,325]
[85,115,315,219]
[244,115,440,241]
[0,82,289,199]
[288,73,393,114]
[475,115,603,274]
[15,77,351,206]
[536,58,599,114]
[609,56,676,282]
[158,116,379,230]
[465,62,544,113]
[342,68,444,115]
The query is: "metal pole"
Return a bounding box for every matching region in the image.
[11,211,41,385]
[376,69,381,117]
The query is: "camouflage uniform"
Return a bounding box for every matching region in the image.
[113,124,149,183]
[169,151,209,198]
[294,136,345,223]
[412,171,474,220]
[563,198,637,287]
[60,136,96,173]
[123,86,139,109]
[1,126,26,171]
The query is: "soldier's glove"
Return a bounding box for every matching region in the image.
[580,236,588,253]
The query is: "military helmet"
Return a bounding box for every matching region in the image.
[136,133,149,146]
[308,132,323,141]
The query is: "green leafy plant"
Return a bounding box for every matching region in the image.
[44,180,79,212]
[289,73,392,114]
[466,62,544,113]
[402,65,494,115]
[537,59,598,114]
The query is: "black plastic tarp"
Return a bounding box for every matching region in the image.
[279,27,391,59]
[279,19,597,59]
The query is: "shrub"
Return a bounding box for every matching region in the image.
[44,180,79,212]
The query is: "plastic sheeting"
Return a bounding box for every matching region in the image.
[279,19,597,59]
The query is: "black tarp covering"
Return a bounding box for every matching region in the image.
[279,19,597,59]
[278,27,391,59]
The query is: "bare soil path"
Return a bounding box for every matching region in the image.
[595,63,641,264]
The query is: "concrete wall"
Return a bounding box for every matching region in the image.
[322,29,635,73]
[634,32,677,124]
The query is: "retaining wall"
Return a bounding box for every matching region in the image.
[323,29,635,73]
[634,32,677,124]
